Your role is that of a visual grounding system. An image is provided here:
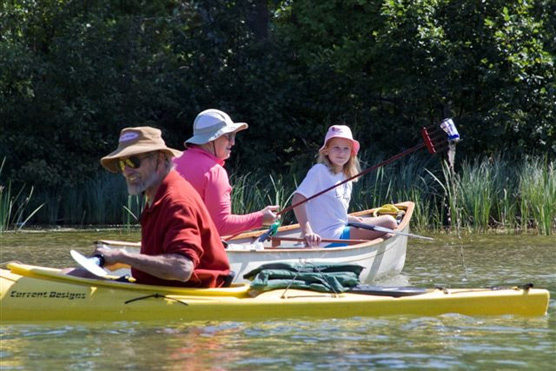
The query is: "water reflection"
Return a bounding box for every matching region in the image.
[1,316,553,370]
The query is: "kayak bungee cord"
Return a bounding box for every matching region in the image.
[125,293,188,306]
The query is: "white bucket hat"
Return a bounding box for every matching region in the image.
[319,125,360,155]
[100,126,182,173]
[185,109,248,146]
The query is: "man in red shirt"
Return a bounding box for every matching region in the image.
[88,126,230,288]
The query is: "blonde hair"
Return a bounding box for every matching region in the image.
[317,144,361,181]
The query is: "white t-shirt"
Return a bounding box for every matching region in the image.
[294,163,352,240]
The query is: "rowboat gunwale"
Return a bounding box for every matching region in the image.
[96,201,415,251]
[225,201,415,249]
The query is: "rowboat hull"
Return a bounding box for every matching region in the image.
[97,202,416,283]
[0,263,549,322]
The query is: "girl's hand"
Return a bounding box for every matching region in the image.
[302,232,322,248]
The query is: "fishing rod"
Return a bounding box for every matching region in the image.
[278,118,460,217]
[226,118,460,242]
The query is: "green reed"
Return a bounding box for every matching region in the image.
[122,194,145,231]
[0,158,44,232]
[231,173,297,224]
[6,153,554,235]
[424,165,451,231]
[31,172,135,228]
[435,155,555,235]
[82,172,139,226]
[458,159,496,232]
[230,172,262,218]
[228,154,554,235]
[488,155,519,230]
[352,154,446,231]
[518,156,555,235]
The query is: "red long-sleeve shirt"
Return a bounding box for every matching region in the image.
[133,170,230,288]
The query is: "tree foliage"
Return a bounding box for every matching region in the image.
[1,0,554,208]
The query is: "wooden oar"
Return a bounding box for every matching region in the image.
[269,236,368,247]
[347,222,434,241]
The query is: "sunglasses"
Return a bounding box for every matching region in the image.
[223,133,236,141]
[118,153,154,172]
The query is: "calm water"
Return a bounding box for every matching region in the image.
[1,231,555,370]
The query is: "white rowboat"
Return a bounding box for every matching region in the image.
[95,202,418,283]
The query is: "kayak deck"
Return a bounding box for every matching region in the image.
[0,263,550,322]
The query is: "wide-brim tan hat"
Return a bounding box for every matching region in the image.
[185,109,248,146]
[101,126,182,173]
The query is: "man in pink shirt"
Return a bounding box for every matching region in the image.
[174,109,278,237]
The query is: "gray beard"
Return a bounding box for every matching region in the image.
[126,171,160,195]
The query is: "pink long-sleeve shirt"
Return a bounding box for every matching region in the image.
[173,147,263,237]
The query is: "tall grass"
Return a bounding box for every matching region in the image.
[0,158,44,233]
[230,173,297,224]
[518,156,555,235]
[458,159,496,232]
[426,162,455,232]
[490,155,519,230]
[429,155,555,235]
[122,194,146,231]
[4,154,554,235]
[31,172,140,229]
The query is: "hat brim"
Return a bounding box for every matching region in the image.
[319,138,360,156]
[185,122,248,146]
[101,145,183,173]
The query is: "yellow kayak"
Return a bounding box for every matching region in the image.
[0,263,549,322]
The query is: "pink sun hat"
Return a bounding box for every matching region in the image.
[319,125,360,155]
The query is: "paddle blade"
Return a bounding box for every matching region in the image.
[70,250,108,277]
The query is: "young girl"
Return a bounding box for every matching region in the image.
[292,125,397,247]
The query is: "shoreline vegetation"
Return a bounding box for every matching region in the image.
[1,154,554,235]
